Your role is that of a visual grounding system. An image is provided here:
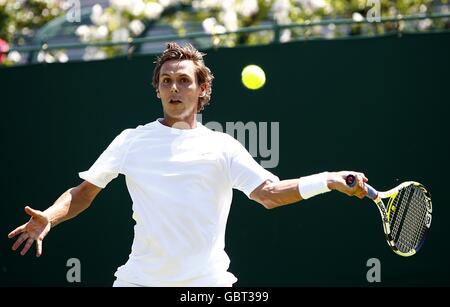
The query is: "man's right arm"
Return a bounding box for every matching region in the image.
[8,180,102,257]
[44,180,102,228]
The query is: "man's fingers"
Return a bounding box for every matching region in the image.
[340,171,369,199]
[356,190,367,199]
[24,206,39,217]
[8,224,26,239]
[360,172,368,182]
[357,174,364,185]
[20,238,34,256]
[346,174,368,199]
[36,239,43,257]
[12,233,28,251]
[357,175,368,198]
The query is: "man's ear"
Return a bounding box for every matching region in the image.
[199,83,208,97]
[156,90,160,99]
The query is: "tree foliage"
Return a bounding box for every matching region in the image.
[0,0,449,64]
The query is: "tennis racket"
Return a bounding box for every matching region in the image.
[346,174,432,257]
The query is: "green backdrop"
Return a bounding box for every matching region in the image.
[1,32,449,286]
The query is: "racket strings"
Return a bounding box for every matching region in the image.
[389,185,429,253]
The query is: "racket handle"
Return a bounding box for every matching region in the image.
[345,174,378,200]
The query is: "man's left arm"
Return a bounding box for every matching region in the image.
[250,171,368,209]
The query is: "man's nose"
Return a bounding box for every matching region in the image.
[170,82,179,93]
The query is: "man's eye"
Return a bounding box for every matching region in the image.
[162,79,170,83]
[181,78,189,83]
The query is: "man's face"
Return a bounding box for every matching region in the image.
[157,59,206,124]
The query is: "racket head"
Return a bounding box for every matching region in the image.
[380,181,432,256]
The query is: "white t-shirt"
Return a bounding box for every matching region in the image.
[79,119,279,286]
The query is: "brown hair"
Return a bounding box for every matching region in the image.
[152,42,214,112]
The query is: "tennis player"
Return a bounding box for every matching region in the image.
[8,42,368,287]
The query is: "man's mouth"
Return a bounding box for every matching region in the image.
[169,99,182,104]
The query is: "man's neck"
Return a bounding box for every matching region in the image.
[161,115,197,129]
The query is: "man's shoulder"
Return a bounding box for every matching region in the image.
[127,120,159,133]
[114,121,158,141]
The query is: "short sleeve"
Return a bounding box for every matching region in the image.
[226,135,279,198]
[78,129,132,188]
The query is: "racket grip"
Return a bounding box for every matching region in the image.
[345,174,378,200]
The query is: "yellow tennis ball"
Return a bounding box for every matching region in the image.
[241,65,266,90]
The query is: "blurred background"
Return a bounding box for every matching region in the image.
[1,0,450,65]
[1,0,450,287]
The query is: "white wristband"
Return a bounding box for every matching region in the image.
[298,172,331,200]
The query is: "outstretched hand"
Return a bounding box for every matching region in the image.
[8,206,51,257]
[328,171,369,199]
